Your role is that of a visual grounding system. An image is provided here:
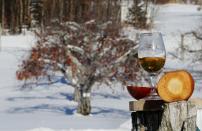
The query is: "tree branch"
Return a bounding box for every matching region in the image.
[114,44,139,64]
[181,31,202,52]
[67,45,84,55]
[183,31,202,40]
[95,44,139,79]
[41,58,80,88]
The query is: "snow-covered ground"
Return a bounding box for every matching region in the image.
[1,4,202,131]
[0,35,132,131]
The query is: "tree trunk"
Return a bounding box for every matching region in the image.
[159,101,197,131]
[130,100,197,131]
[1,0,5,31]
[10,1,16,34]
[77,88,91,116]
[59,0,64,22]
[76,74,95,115]
[19,0,23,33]
[73,87,81,102]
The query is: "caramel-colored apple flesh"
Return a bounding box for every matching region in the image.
[157,70,194,102]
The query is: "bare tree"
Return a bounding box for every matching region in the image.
[167,31,202,69]
[179,31,202,61]
[1,0,5,30]
[16,21,139,115]
[0,0,122,33]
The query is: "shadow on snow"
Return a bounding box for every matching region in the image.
[7,104,76,115]
[7,93,73,102]
[7,104,129,118]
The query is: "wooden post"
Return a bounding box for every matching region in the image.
[129,99,202,131]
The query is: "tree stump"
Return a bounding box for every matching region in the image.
[129,99,200,131]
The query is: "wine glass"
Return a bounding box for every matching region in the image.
[138,32,166,99]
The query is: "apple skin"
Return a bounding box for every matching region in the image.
[127,86,152,100]
[157,70,194,102]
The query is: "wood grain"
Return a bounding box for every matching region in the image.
[129,99,202,131]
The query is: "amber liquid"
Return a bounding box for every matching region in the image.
[139,57,165,73]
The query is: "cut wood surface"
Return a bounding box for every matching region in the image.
[157,70,194,102]
[129,99,164,111]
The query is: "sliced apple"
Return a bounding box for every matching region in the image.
[157,70,194,102]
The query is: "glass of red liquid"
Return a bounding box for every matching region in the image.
[127,85,152,100]
[126,75,162,100]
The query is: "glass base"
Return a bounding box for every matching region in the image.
[142,88,161,100]
[143,94,161,100]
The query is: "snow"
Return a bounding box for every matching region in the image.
[1,34,36,49]
[0,3,202,131]
[154,4,202,50]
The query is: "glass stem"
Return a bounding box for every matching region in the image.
[149,73,159,98]
[149,74,156,88]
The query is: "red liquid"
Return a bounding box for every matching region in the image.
[127,86,152,100]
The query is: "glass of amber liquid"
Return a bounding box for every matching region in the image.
[138,32,166,99]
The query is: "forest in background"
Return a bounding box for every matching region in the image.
[0,0,121,34]
[0,0,201,34]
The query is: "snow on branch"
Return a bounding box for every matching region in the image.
[17,21,140,91]
[95,43,139,81]
[114,44,139,64]
[182,31,202,40]
[181,31,202,52]
[66,45,85,55]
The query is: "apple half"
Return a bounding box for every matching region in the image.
[157,70,194,102]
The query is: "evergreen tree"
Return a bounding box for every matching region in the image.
[127,0,148,29]
[30,0,43,28]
